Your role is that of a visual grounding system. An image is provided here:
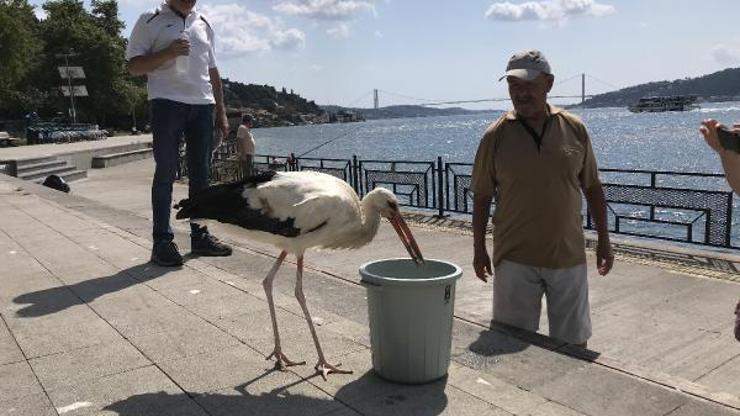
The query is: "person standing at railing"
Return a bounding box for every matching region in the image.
[236,114,256,178]
[699,119,740,342]
[470,49,614,348]
[126,0,232,266]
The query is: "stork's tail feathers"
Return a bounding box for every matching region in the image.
[174,170,278,220]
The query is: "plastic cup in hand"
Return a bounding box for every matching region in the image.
[175,31,190,75]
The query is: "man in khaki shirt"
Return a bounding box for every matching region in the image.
[471,49,613,347]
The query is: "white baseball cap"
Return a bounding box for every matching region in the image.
[499,49,551,81]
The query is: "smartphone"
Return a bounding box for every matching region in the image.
[717,126,740,152]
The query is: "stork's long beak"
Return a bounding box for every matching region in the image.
[388,213,424,265]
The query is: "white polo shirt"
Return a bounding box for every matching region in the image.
[126,2,217,105]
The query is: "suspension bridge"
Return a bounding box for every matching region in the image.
[346,73,620,109]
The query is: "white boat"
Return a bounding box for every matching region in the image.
[628,95,699,113]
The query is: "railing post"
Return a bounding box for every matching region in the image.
[352,155,359,194]
[435,156,445,218]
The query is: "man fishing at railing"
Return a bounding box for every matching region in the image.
[470,49,614,348]
[699,119,740,342]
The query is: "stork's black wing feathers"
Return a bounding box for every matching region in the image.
[174,171,301,237]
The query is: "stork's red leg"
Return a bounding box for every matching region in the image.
[294,255,353,380]
[263,251,305,370]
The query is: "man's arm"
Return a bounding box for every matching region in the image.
[472,193,493,282]
[209,67,229,138]
[583,183,613,275]
[718,151,740,194]
[127,39,189,76]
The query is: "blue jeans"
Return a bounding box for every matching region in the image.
[150,98,214,243]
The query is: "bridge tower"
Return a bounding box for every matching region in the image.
[581,73,586,107]
[373,89,379,109]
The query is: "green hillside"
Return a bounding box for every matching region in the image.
[583,67,740,108]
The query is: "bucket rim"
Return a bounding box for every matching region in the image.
[359,258,462,286]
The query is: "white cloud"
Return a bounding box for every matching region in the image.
[485,0,614,22]
[200,4,305,57]
[310,64,323,71]
[326,22,351,38]
[711,44,740,66]
[374,30,383,38]
[273,0,375,21]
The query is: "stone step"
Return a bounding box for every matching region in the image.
[15,156,58,167]
[91,147,153,169]
[16,159,68,174]
[32,169,87,184]
[19,165,77,181]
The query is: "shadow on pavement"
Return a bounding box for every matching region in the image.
[12,262,171,317]
[468,326,531,357]
[102,369,449,416]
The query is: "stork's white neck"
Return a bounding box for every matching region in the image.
[355,196,383,246]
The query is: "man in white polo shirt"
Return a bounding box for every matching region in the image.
[127,0,232,266]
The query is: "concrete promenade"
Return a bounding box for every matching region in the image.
[1,139,739,415]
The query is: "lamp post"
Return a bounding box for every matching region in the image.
[55,50,81,123]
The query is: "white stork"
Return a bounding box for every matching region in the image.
[175,170,424,379]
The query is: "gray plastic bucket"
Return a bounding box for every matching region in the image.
[359,258,462,384]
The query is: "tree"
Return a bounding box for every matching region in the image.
[37,0,143,127]
[0,0,44,117]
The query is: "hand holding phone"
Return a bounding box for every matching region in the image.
[717,125,740,153]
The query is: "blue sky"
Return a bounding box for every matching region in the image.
[36,0,740,109]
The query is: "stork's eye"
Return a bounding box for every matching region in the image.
[387,201,398,210]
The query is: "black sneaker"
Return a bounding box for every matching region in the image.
[151,241,184,267]
[192,231,232,256]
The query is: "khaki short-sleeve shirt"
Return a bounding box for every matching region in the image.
[470,105,600,269]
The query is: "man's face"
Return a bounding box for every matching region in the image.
[507,73,554,120]
[169,0,196,16]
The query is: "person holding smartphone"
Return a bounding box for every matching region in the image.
[699,119,740,342]
[699,119,740,194]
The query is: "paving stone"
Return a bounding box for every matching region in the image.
[213,307,308,356]
[127,319,240,363]
[8,286,89,320]
[0,392,57,416]
[11,314,122,359]
[0,319,23,365]
[321,316,371,348]
[186,292,268,321]
[30,339,150,391]
[523,401,589,416]
[666,401,740,416]
[347,378,510,416]
[297,349,399,403]
[318,405,364,416]
[533,365,689,416]
[0,361,43,401]
[447,362,547,415]
[157,276,242,307]
[158,344,284,394]
[694,353,740,398]
[453,329,586,391]
[194,378,343,416]
[90,288,203,337]
[0,272,59,311]
[47,365,208,416]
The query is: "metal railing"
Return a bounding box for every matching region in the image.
[179,142,737,249]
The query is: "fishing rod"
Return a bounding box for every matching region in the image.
[296,122,367,158]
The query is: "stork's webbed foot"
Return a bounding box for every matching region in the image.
[315,360,353,381]
[266,349,306,370]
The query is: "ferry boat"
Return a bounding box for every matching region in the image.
[627,95,700,113]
